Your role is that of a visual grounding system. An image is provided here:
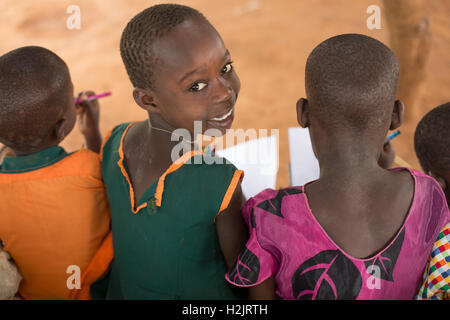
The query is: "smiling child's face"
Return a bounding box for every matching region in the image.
[147,17,240,136]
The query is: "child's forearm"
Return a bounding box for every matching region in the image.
[83,129,102,153]
[249,278,276,300]
[215,185,248,270]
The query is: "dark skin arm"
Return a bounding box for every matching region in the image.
[215,183,248,271]
[216,185,277,300]
[75,91,102,153]
[249,277,276,300]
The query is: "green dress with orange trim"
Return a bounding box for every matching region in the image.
[93,122,244,299]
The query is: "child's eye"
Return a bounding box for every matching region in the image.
[189,82,208,92]
[222,62,233,74]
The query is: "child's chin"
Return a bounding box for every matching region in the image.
[204,124,230,137]
[203,130,226,138]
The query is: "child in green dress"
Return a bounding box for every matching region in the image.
[93,4,248,299]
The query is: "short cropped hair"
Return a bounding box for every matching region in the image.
[0,46,71,152]
[414,102,450,173]
[305,34,399,132]
[120,4,209,89]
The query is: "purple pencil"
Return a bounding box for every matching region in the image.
[74,91,112,104]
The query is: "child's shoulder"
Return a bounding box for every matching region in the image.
[176,154,243,194]
[182,153,239,175]
[103,122,133,148]
[403,167,437,183]
[390,167,444,195]
[0,148,103,186]
[397,167,450,231]
[402,167,447,199]
[407,167,433,180]
[245,186,304,207]
[66,148,102,177]
[100,122,133,161]
[242,186,305,224]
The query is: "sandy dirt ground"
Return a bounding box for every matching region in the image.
[1,0,449,188]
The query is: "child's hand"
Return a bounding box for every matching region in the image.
[76,91,100,135]
[378,141,395,169]
[75,91,102,153]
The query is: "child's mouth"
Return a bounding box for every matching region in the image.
[207,107,234,130]
[210,108,234,121]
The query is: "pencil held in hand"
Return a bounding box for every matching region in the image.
[74,91,111,104]
[384,130,400,145]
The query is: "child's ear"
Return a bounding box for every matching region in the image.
[133,88,160,114]
[296,98,310,128]
[428,171,447,191]
[389,100,404,130]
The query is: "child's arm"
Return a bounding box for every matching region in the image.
[223,189,280,300]
[249,277,276,300]
[75,91,102,153]
[215,183,248,271]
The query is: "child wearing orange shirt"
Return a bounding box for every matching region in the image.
[0,46,111,299]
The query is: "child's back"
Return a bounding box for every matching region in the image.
[0,46,111,299]
[227,170,448,299]
[226,34,450,299]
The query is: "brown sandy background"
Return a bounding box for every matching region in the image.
[1,0,449,187]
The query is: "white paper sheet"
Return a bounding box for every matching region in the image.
[216,135,278,199]
[288,127,320,186]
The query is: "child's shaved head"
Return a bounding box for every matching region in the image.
[305,34,399,132]
[0,46,73,153]
[120,4,210,90]
[414,103,450,173]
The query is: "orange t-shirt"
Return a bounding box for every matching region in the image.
[0,148,111,300]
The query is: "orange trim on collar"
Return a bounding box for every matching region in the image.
[116,122,147,214]
[116,122,203,213]
[100,127,115,162]
[154,150,203,207]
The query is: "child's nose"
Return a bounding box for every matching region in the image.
[213,77,232,103]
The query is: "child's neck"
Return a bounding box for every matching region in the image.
[123,119,198,202]
[305,137,415,259]
[129,122,185,169]
[144,118,198,161]
[316,139,384,181]
[12,142,60,157]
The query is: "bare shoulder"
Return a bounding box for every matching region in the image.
[384,168,416,222]
[393,168,415,195]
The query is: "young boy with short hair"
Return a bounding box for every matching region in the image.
[0,46,111,299]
